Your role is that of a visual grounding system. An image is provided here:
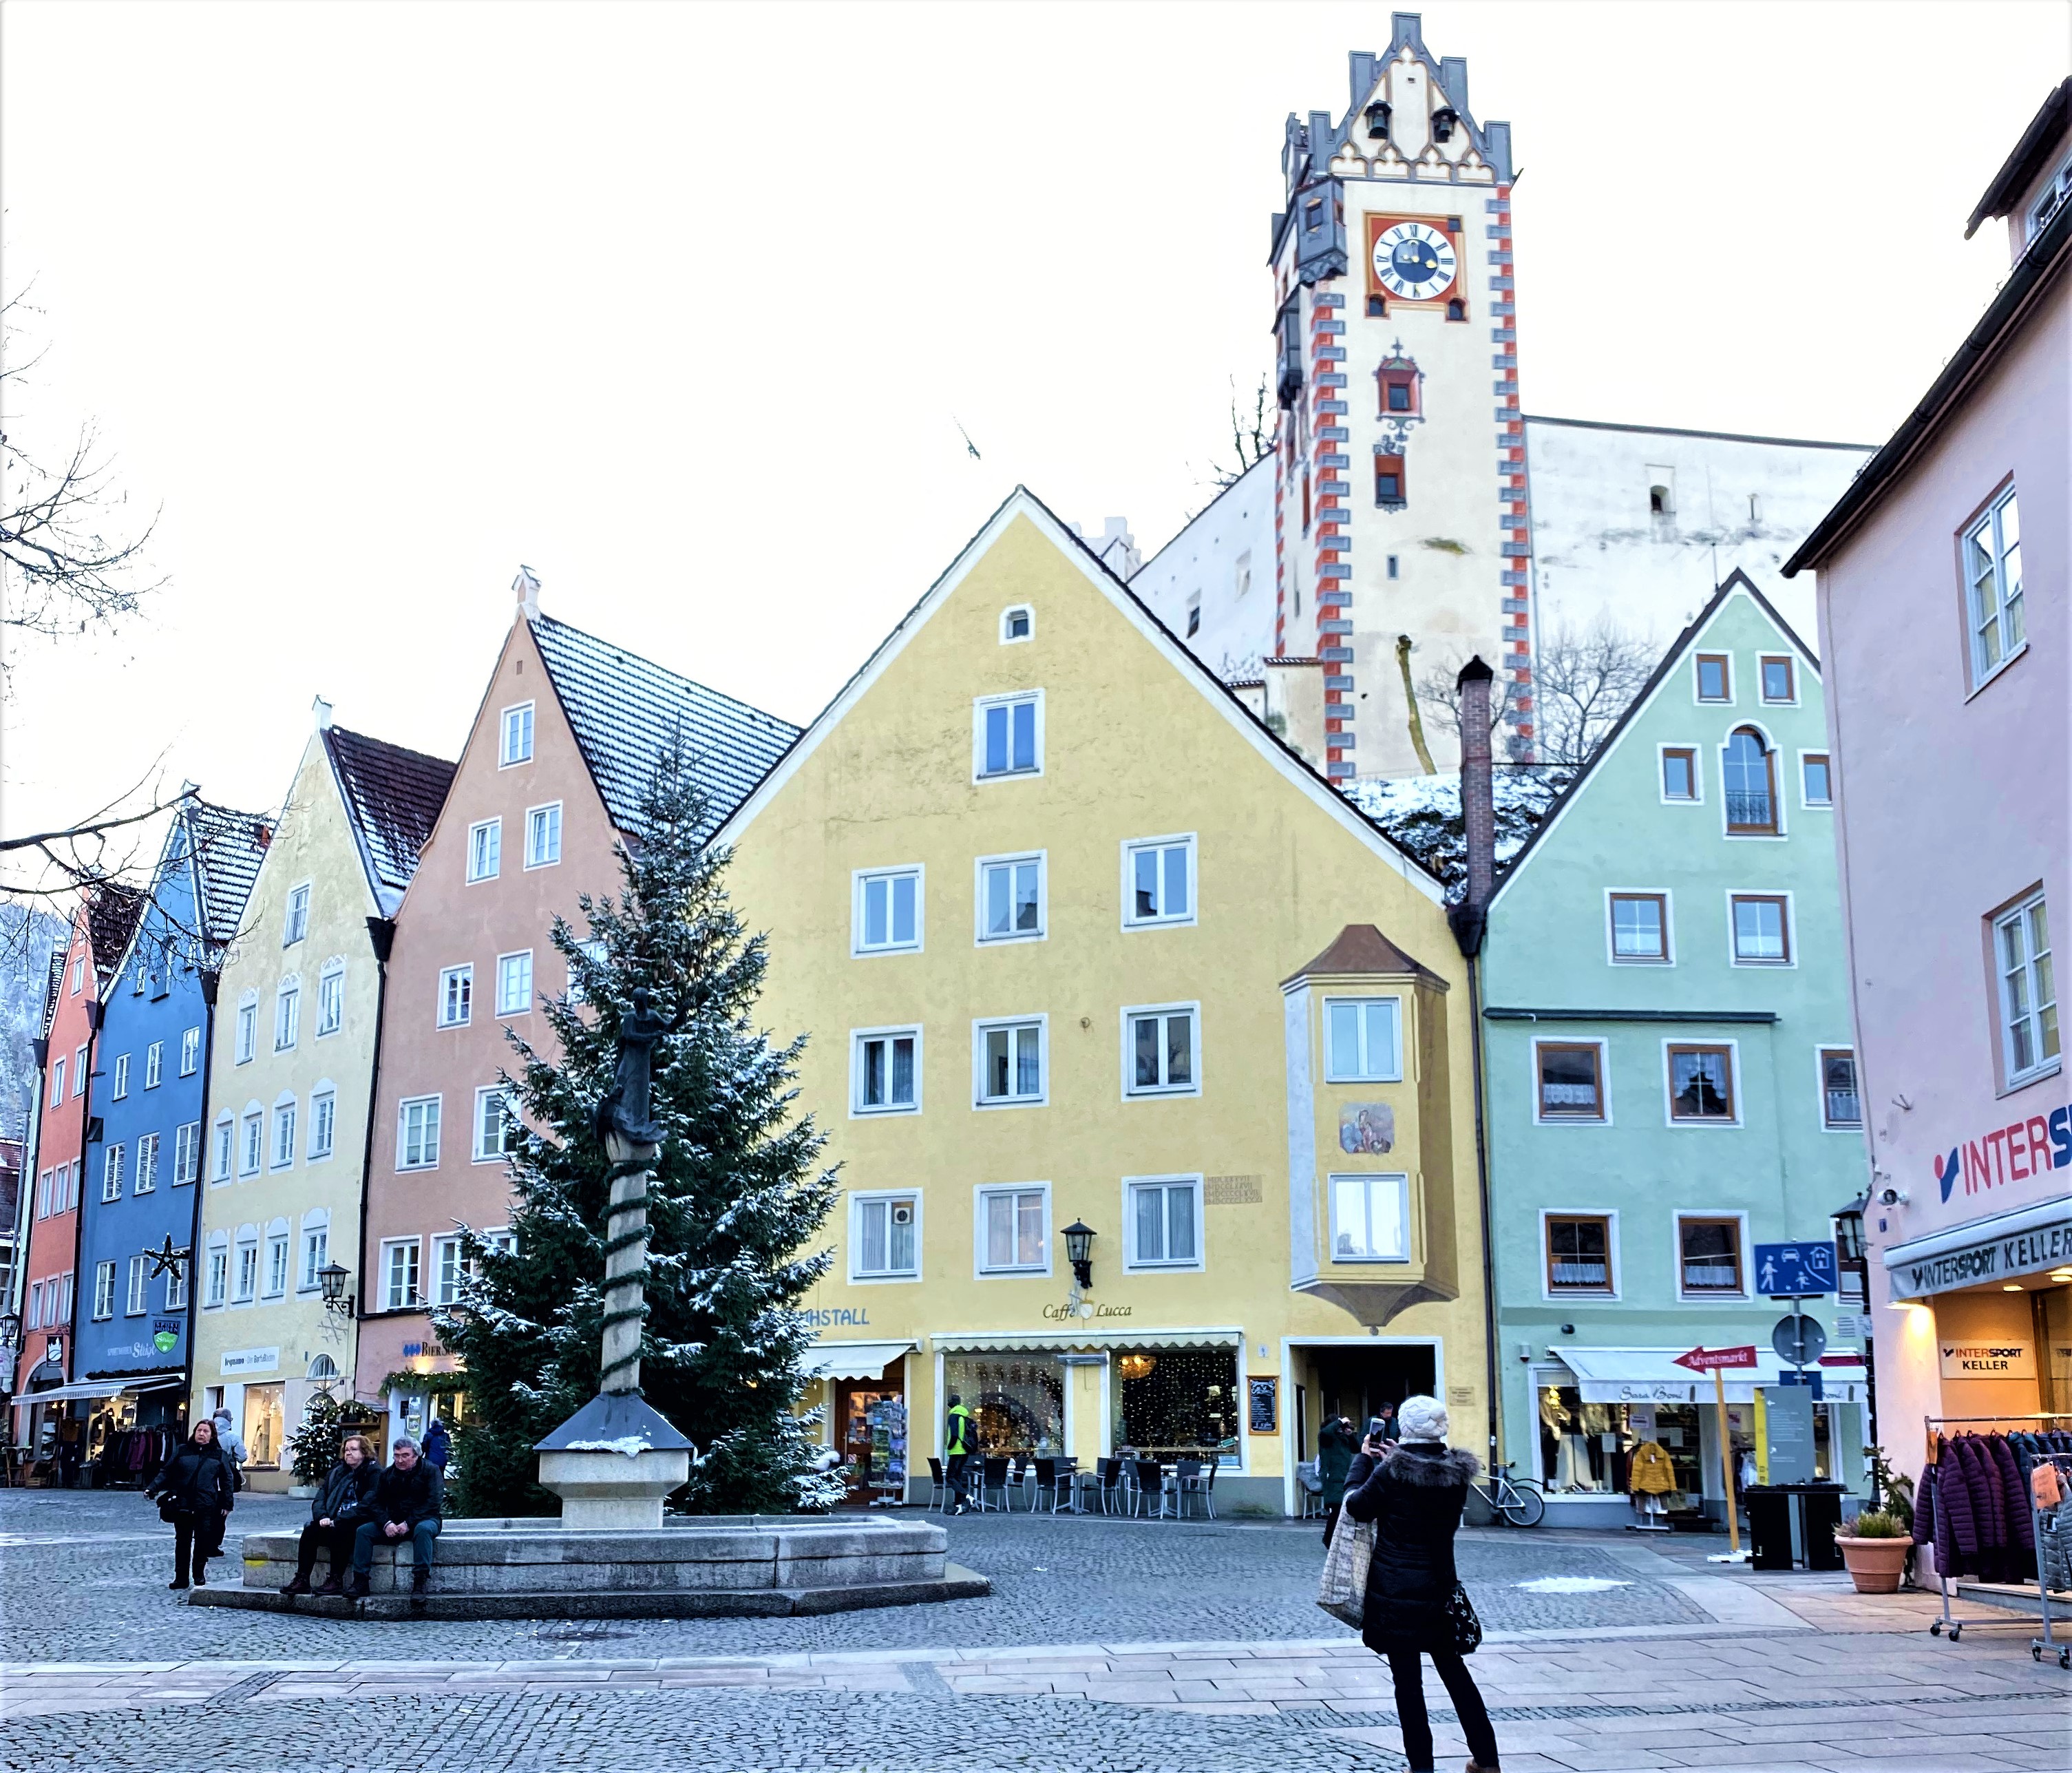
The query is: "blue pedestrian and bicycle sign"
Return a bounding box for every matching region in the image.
[1753,1240,1837,1298]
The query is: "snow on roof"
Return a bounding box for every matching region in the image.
[1341,768,1572,901]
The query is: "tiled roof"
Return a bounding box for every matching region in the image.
[85,883,147,978]
[1281,923,1448,989]
[531,613,799,837]
[182,798,273,951]
[324,724,457,912]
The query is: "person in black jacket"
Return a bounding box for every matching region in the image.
[147,1419,235,1591]
[348,1437,445,1598]
[280,1434,380,1595]
[1342,1395,1501,1773]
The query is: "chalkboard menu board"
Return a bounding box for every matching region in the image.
[1247,1376,1278,1434]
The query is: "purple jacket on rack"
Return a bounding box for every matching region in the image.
[1943,1438,1985,1571]
[1987,1434,2037,1580]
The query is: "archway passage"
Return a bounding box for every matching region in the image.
[1303,1343,1437,1442]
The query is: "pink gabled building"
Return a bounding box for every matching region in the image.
[1786,81,2070,1481]
[355,574,798,1439]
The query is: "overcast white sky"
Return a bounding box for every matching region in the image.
[3,0,2066,850]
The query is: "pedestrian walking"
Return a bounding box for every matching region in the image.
[348,1436,445,1601]
[279,1434,380,1595]
[1341,1394,1501,1773]
[944,1393,977,1515]
[146,1420,235,1591]
[1318,1414,1359,1542]
[421,1414,452,1473]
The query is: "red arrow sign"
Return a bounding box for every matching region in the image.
[1673,1343,1759,1373]
[1818,1352,1865,1366]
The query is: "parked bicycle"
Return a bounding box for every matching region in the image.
[1468,1460,1546,1527]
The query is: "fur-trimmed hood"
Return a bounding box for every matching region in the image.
[1383,1444,1481,1487]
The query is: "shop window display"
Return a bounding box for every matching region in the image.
[942,1355,1065,1456]
[1111,1347,1240,1465]
[1537,1386,1702,1500]
[243,1381,285,1469]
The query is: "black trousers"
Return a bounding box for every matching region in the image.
[295,1520,355,1580]
[170,1512,211,1581]
[945,1454,973,1502]
[1385,1646,1499,1770]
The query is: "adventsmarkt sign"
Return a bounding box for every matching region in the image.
[1887,1205,2072,1299]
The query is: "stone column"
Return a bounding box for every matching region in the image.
[598,1131,659,1396]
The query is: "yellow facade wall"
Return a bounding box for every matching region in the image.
[721,499,1490,1512]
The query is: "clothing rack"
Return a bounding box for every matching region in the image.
[1921,1412,2072,1650]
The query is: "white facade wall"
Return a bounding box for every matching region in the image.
[1131,455,1278,673]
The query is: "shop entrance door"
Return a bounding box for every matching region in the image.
[833,1365,907,1506]
[1309,1344,1437,1436]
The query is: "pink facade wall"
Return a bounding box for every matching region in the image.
[356,616,624,1405]
[1815,265,2069,1473]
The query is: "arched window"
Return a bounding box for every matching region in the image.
[307,1353,339,1385]
[1722,728,1778,835]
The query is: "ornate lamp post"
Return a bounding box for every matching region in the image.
[534,987,695,1529]
[317,1261,355,1319]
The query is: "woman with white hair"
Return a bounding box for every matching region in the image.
[1342,1394,1501,1773]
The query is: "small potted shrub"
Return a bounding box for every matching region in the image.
[1835,1509,1911,1593]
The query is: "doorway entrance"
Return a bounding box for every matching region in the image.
[833,1363,907,1506]
[1304,1341,1437,1439]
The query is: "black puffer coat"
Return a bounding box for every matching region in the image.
[152,1438,235,1517]
[1342,1442,1480,1653]
[308,1458,379,1527]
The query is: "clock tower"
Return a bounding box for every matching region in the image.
[1268,13,1527,775]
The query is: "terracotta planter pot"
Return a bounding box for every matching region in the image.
[1835,1533,1911,1593]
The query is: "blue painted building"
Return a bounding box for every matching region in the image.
[74,797,268,1429]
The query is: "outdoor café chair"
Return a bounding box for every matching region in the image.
[1128,1458,1170,1519]
[1092,1456,1124,1514]
[1031,1458,1063,1513]
[977,1456,1011,1511]
[1174,1458,1204,1518]
[924,1458,952,1512]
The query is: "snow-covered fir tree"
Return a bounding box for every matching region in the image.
[436,735,845,1516]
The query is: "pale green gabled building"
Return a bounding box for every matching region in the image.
[1482,571,1868,1527]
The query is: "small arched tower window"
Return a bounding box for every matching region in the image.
[1366,293,1387,317]
[1446,298,1466,322]
[1649,484,1672,516]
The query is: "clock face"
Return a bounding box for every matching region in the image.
[1372,221,1459,301]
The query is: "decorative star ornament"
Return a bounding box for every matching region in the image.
[145,1235,192,1281]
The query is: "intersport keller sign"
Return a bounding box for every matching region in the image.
[1889,1207,2072,1298]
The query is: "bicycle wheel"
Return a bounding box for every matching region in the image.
[1498,1480,1546,1527]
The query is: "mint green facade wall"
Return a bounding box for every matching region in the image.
[1482,582,1869,1525]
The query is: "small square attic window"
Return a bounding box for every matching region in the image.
[1001,606,1033,644]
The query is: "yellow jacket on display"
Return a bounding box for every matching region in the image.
[1629,1441,1679,1493]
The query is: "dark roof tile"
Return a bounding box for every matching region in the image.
[182,799,273,950]
[1281,923,1448,989]
[324,725,457,910]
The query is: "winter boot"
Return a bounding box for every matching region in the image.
[412,1563,431,1591]
[344,1573,371,1599]
[281,1573,312,1596]
[167,1577,189,1590]
[315,1573,344,1596]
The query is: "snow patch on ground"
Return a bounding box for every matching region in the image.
[1514,1575,1633,1593]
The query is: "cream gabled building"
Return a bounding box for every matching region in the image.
[189,703,452,1488]
[717,490,1490,1515]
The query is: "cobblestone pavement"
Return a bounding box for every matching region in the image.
[4,1489,2067,1771]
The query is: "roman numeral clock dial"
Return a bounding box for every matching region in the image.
[1372,222,1458,302]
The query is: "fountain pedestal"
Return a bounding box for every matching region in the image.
[534,1392,693,1531]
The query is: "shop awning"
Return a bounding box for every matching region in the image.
[11,1374,184,1407]
[931,1326,1245,1355]
[801,1339,917,1381]
[1552,1348,1867,1405]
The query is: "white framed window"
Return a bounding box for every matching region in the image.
[850,1190,921,1281]
[35,1170,50,1218]
[134,1131,160,1193]
[235,1000,257,1064]
[467,817,502,883]
[438,964,474,1027]
[1541,1209,1620,1299]
[1817,1047,1861,1130]
[1757,655,1797,705]
[1330,1173,1410,1263]
[853,867,922,956]
[211,1116,234,1182]
[145,1042,163,1089]
[174,1122,200,1186]
[1963,485,2025,687]
[1994,890,2058,1087]
[233,1237,260,1303]
[63,1164,78,1211]
[1534,1038,1609,1124]
[1665,1041,1740,1126]
[1658,744,1701,804]
[432,1233,470,1307]
[525,802,562,869]
[50,1055,66,1105]
[1729,892,1794,966]
[381,1238,421,1310]
[1122,834,1196,928]
[102,1144,125,1202]
[1677,1211,1750,1298]
[204,1242,229,1309]
[974,1016,1046,1107]
[112,1051,131,1099]
[271,1096,297,1169]
[1694,653,1733,704]
[264,1230,290,1298]
[500,701,535,766]
[1607,890,1673,964]
[28,1281,43,1328]
[1799,751,1832,808]
[474,1084,522,1160]
[1323,996,1402,1082]
[976,852,1045,944]
[275,980,301,1051]
[92,1260,117,1321]
[165,1263,188,1312]
[73,1045,87,1094]
[1124,1174,1203,1270]
[1123,1003,1199,1097]
[70,954,84,994]
[973,690,1044,780]
[975,1182,1050,1275]
[398,1095,441,1169]
[308,1089,336,1160]
[56,1271,73,1320]
[299,1219,330,1290]
[240,1109,263,1175]
[852,1027,920,1115]
[566,937,608,1005]
[284,883,311,945]
[496,950,533,1016]
[125,1253,149,1315]
[317,964,344,1036]
[180,1027,200,1076]
[1000,605,1033,644]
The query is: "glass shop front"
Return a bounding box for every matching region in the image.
[1110,1347,1240,1466]
[942,1353,1068,1458]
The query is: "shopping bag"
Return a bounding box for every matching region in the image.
[1316,1501,1373,1626]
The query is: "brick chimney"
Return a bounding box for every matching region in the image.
[1449,654,1496,956]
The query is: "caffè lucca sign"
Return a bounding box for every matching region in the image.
[1041,1299,1134,1322]
[1886,1199,2072,1299]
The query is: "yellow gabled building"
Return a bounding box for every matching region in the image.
[717,492,1488,1514]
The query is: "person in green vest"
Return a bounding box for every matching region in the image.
[944,1393,978,1516]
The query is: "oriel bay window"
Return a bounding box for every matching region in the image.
[1545,1215,1614,1294]
[852,1193,919,1281]
[1667,1045,1736,1123]
[854,1028,919,1115]
[1678,1215,1746,1297]
[1324,996,1400,1081]
[1330,1173,1410,1262]
[1535,1042,1606,1121]
[1125,1005,1197,1097]
[977,1184,1048,1274]
[975,1018,1044,1106]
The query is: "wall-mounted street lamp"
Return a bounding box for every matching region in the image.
[1832,1194,1868,1266]
[1061,1220,1096,1292]
[318,1261,355,1320]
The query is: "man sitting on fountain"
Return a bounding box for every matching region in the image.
[346,1436,445,1601]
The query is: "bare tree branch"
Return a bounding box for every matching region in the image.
[1413,617,1658,768]
[1208,373,1275,490]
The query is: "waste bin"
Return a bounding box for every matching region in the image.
[1744,1482,1846,1570]
[1798,1485,1844,1571]
[1744,1486,1794,1571]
